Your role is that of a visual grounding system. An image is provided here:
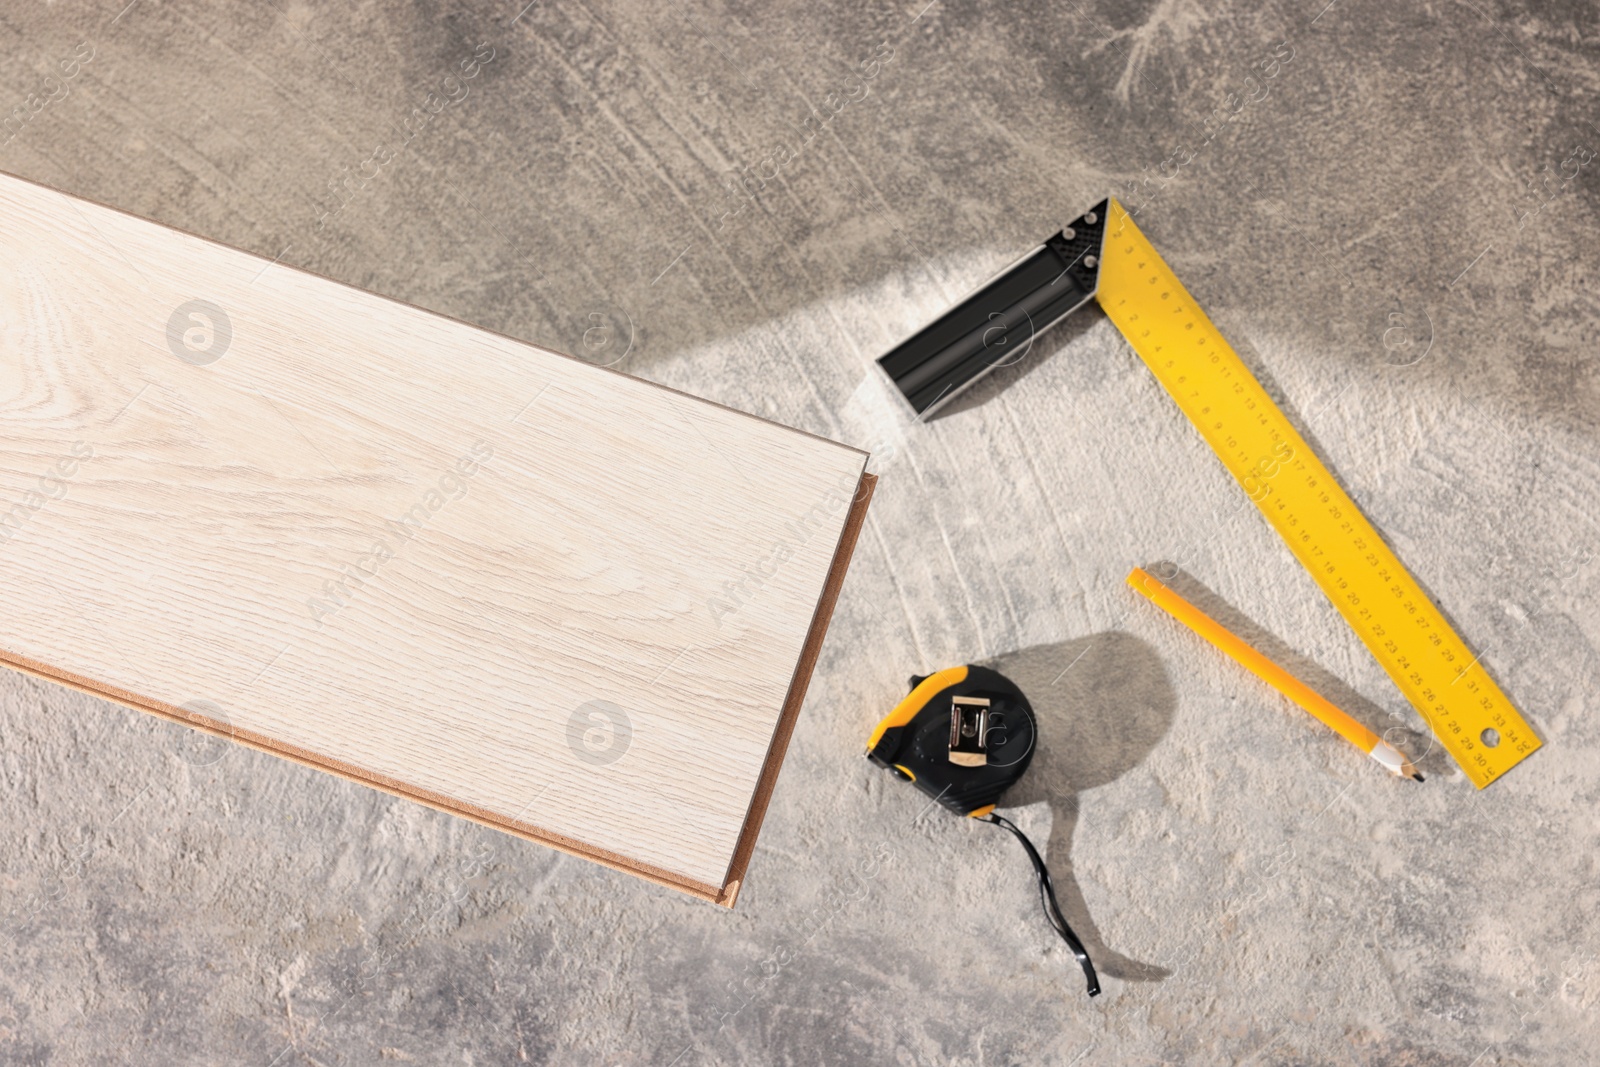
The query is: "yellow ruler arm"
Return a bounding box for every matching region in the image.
[1095,199,1540,787]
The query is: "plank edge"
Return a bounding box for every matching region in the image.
[0,648,728,904]
[714,469,877,908]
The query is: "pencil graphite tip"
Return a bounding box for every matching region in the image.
[1412,772,1426,782]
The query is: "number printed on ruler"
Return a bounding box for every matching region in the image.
[1095,200,1540,788]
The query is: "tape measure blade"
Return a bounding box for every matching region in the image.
[1095,199,1540,788]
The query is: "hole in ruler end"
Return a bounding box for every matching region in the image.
[1481,728,1501,748]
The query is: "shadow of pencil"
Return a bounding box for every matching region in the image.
[983,632,1175,983]
[1147,563,1447,779]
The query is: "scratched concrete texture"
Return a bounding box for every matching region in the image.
[2,0,1599,1064]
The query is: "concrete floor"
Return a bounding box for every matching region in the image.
[3,1,1599,1063]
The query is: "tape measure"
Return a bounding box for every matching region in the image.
[865,666,1101,996]
[1094,199,1540,787]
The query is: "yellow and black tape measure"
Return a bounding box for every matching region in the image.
[1093,200,1539,787]
[864,665,1101,995]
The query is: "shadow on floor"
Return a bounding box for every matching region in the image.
[982,631,1175,984]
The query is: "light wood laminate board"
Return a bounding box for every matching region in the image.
[0,170,872,905]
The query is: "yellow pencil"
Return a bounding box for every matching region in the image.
[1127,567,1422,781]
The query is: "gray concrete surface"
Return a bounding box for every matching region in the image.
[3,1,1599,1063]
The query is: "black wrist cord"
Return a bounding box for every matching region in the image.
[981,811,1101,997]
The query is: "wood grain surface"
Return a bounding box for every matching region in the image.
[0,169,869,901]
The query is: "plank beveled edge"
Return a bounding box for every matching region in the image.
[0,645,727,902]
[715,471,877,908]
